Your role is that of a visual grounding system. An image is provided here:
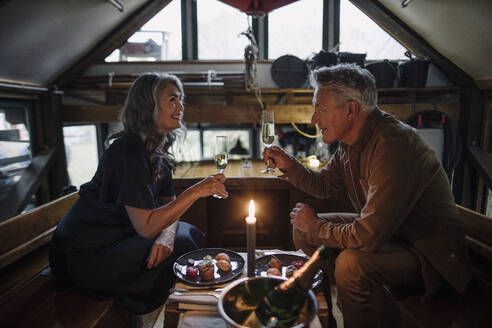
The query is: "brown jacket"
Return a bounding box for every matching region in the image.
[283,108,471,293]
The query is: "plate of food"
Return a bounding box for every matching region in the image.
[255,253,323,289]
[173,248,245,286]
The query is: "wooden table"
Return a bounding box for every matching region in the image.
[164,252,332,328]
[171,160,353,250]
[174,160,284,178]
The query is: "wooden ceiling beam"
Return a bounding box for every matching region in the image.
[54,0,172,88]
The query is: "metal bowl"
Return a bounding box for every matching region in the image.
[218,276,318,328]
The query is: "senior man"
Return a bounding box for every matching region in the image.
[263,64,471,327]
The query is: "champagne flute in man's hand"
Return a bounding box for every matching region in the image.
[213,136,228,198]
[261,111,275,174]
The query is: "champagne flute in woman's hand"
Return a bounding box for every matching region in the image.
[213,136,228,198]
[261,111,275,174]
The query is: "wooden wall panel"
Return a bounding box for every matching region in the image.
[62,105,120,123]
[183,105,261,123]
[62,103,460,124]
[173,174,355,250]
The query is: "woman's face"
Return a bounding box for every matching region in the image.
[157,83,184,134]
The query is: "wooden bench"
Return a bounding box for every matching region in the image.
[388,205,492,328]
[0,192,129,328]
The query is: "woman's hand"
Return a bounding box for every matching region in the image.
[192,173,229,199]
[147,228,175,269]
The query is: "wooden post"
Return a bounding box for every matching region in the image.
[40,90,69,199]
[454,86,484,207]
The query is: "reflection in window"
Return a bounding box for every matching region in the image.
[268,0,322,60]
[63,126,99,188]
[340,0,407,60]
[172,130,201,162]
[0,108,31,197]
[197,0,250,59]
[202,130,251,159]
[105,0,181,62]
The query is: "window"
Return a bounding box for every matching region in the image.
[197,0,250,60]
[0,107,31,198]
[339,0,407,60]
[105,0,182,62]
[202,130,251,159]
[268,0,323,60]
[63,125,99,188]
[173,130,201,162]
[171,128,252,163]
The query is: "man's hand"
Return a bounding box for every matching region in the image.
[289,203,318,233]
[263,146,296,173]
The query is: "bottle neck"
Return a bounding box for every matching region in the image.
[280,246,328,291]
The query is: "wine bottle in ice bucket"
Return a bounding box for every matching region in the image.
[254,245,329,327]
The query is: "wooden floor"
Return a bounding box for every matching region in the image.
[141,305,165,328]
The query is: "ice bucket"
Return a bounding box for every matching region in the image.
[218,276,318,328]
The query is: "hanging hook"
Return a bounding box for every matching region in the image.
[401,0,413,8]
[108,72,115,88]
[107,0,124,12]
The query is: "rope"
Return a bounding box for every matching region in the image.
[240,19,318,137]
[240,23,263,128]
[290,123,321,138]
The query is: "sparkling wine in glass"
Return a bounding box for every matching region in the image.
[261,111,275,174]
[213,136,228,198]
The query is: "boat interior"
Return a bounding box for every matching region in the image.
[0,1,491,327]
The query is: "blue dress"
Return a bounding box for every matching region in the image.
[50,133,203,314]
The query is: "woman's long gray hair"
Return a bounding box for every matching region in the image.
[117,72,185,179]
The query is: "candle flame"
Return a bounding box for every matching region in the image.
[249,200,255,218]
[246,200,256,224]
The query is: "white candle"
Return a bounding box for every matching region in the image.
[246,200,256,277]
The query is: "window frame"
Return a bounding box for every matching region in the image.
[107,0,339,62]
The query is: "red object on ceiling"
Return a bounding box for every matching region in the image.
[219,0,299,15]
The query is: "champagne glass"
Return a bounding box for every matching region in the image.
[261,111,275,174]
[213,136,228,198]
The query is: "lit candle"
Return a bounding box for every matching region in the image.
[246,200,256,277]
[308,157,320,168]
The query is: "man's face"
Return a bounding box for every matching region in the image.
[311,88,353,144]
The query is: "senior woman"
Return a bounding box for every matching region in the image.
[49,73,228,315]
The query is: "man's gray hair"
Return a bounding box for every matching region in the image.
[310,63,378,110]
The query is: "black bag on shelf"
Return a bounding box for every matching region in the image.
[366,60,398,88]
[338,52,366,68]
[398,51,429,87]
[311,50,338,70]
